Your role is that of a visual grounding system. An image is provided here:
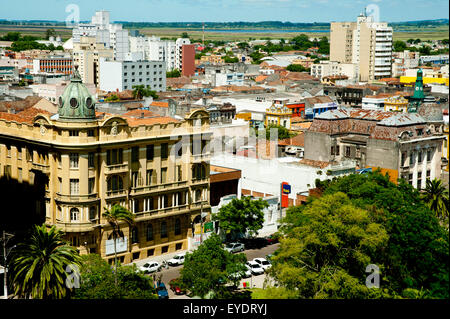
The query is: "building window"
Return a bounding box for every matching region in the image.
[160,221,167,238]
[426,169,431,180]
[331,146,335,156]
[161,246,168,254]
[408,173,413,185]
[401,152,407,166]
[161,143,168,159]
[70,153,79,168]
[147,248,154,256]
[131,227,138,244]
[162,194,169,208]
[427,148,432,162]
[418,151,423,163]
[70,179,79,195]
[335,145,340,156]
[107,149,123,165]
[146,170,153,186]
[70,208,79,221]
[107,175,123,192]
[161,168,167,184]
[131,146,139,163]
[69,130,79,137]
[416,129,423,136]
[146,145,154,161]
[195,189,202,202]
[88,177,95,194]
[88,152,95,168]
[89,207,96,220]
[409,151,415,165]
[175,243,182,250]
[132,171,139,188]
[87,129,94,137]
[177,165,182,181]
[174,218,181,235]
[345,146,351,157]
[146,224,153,241]
[355,148,361,158]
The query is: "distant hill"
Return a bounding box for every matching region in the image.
[0,18,448,30]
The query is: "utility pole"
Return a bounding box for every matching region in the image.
[202,23,205,45]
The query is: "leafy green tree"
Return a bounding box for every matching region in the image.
[317,36,330,54]
[265,124,296,140]
[180,234,247,298]
[181,32,189,39]
[237,42,249,50]
[270,192,389,298]
[102,204,134,285]
[1,32,21,41]
[224,56,239,63]
[105,94,120,102]
[213,197,268,239]
[419,46,432,55]
[166,69,181,78]
[393,40,408,52]
[421,178,449,227]
[74,254,157,299]
[9,224,82,299]
[286,64,307,72]
[45,28,56,39]
[132,84,158,100]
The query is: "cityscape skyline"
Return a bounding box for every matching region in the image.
[0,0,448,23]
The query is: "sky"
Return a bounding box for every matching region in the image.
[1,0,449,23]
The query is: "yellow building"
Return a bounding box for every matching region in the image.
[0,71,212,264]
[400,76,449,86]
[265,99,292,129]
[384,95,409,112]
[200,55,224,65]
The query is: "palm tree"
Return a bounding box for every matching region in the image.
[9,224,82,299]
[422,178,449,225]
[132,85,147,100]
[102,204,134,285]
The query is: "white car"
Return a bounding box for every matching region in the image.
[167,253,186,266]
[224,242,245,253]
[252,258,271,272]
[139,261,161,274]
[245,261,264,275]
[229,264,252,280]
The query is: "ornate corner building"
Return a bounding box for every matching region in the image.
[0,70,212,264]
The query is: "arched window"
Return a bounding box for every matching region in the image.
[146,224,153,241]
[174,218,181,235]
[131,227,138,244]
[107,175,123,192]
[70,208,79,221]
[201,164,206,179]
[161,221,167,238]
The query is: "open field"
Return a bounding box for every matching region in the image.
[0,24,448,42]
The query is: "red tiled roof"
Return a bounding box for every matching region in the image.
[151,101,169,108]
[278,133,305,147]
[298,159,330,169]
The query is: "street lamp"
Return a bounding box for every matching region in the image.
[2,231,15,300]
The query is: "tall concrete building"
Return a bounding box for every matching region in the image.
[330,11,393,82]
[73,37,114,86]
[0,70,212,263]
[99,57,166,92]
[72,10,129,61]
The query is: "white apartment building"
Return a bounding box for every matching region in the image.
[361,96,385,110]
[310,60,358,81]
[392,50,420,77]
[129,36,190,71]
[99,58,166,92]
[330,11,393,82]
[72,10,129,61]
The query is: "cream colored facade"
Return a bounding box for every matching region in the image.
[73,37,114,86]
[0,108,212,264]
[265,99,292,129]
[330,13,393,82]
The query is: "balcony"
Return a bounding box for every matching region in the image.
[133,204,190,221]
[55,193,99,203]
[191,153,210,163]
[129,181,188,196]
[31,162,50,174]
[105,163,128,174]
[55,220,96,232]
[106,189,128,198]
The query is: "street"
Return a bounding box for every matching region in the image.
[150,243,280,298]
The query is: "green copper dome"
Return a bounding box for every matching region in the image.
[58,67,96,121]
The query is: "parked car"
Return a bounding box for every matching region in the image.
[229,264,252,280]
[224,242,245,253]
[167,253,186,266]
[155,282,169,299]
[252,258,271,272]
[169,278,186,295]
[139,261,161,274]
[245,261,264,275]
[265,234,279,245]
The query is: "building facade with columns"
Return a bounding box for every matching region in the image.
[0,70,212,264]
